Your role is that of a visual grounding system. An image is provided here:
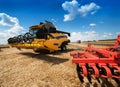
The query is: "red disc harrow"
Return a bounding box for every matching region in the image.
[70,35,120,83]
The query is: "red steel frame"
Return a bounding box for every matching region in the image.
[70,35,120,78]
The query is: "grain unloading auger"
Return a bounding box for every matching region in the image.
[8,21,70,53]
[70,35,120,83]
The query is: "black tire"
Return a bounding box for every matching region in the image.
[61,44,67,51]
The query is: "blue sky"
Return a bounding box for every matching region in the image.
[0,0,120,44]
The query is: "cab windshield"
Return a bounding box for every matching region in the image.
[29,29,39,37]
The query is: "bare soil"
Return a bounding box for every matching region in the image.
[0,43,120,87]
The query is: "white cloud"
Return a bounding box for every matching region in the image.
[78,2,100,16]
[0,13,24,44]
[116,32,120,35]
[64,14,75,21]
[69,31,116,42]
[62,0,100,21]
[89,23,96,27]
[0,13,19,26]
[62,0,79,21]
[103,32,113,38]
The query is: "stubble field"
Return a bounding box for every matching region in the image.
[0,40,120,87]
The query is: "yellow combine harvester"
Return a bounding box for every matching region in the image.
[8,21,70,53]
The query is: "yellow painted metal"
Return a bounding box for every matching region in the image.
[29,24,44,30]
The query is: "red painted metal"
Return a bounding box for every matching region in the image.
[115,34,120,46]
[88,63,99,78]
[98,63,112,78]
[70,35,120,80]
[79,63,88,76]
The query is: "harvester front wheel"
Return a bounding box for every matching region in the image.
[61,44,67,51]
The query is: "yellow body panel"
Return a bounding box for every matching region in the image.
[30,24,44,30]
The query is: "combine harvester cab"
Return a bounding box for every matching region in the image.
[8,21,70,53]
[70,35,120,84]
